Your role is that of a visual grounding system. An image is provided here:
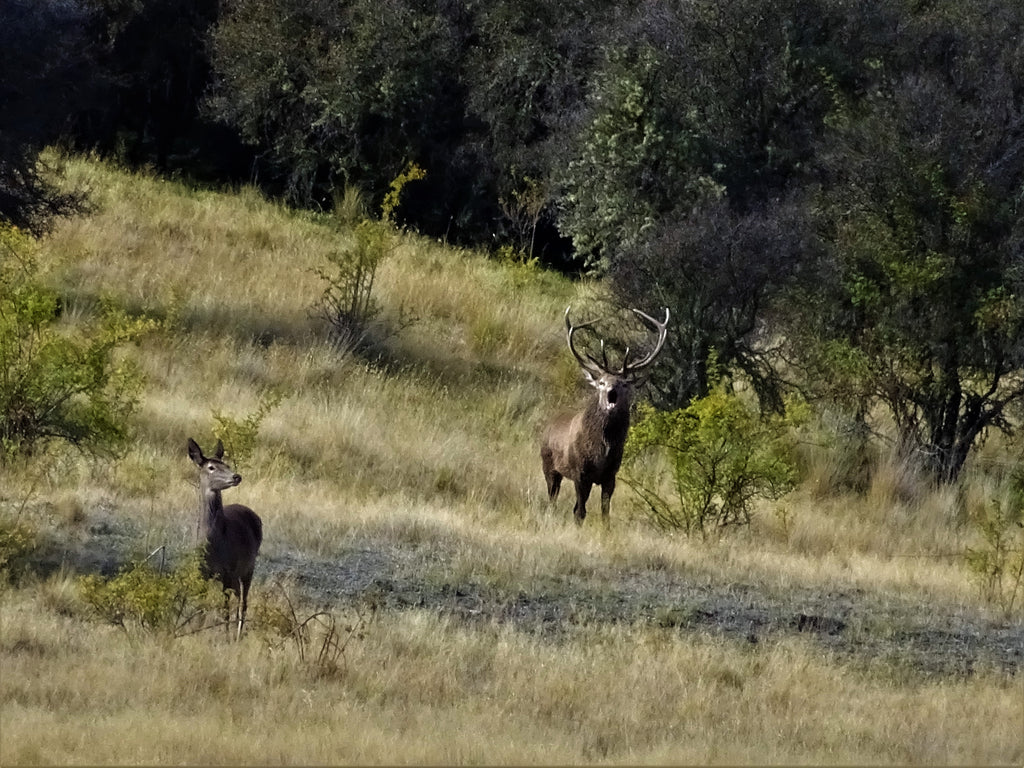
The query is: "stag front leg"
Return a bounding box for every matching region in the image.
[600,479,615,525]
[573,481,592,525]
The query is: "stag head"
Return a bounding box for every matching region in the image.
[564,305,670,413]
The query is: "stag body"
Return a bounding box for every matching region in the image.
[188,438,262,639]
[541,306,669,525]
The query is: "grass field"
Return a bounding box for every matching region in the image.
[1,156,1021,765]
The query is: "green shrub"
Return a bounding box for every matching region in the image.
[78,549,222,637]
[623,388,797,537]
[0,225,156,462]
[210,389,283,472]
[314,220,392,353]
[965,471,1024,618]
[380,162,426,226]
[0,513,38,583]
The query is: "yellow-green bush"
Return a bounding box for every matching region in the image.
[78,549,222,636]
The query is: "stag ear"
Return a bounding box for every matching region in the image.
[213,439,225,460]
[187,438,204,466]
[582,368,601,388]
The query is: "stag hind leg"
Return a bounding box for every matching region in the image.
[541,448,562,502]
[545,471,562,502]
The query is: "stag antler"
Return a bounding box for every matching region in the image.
[564,305,670,376]
[564,306,607,376]
[622,307,670,375]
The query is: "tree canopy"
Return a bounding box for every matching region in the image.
[3,0,1023,481]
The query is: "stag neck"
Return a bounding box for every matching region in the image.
[584,389,631,430]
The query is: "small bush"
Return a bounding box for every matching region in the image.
[965,471,1024,618]
[254,578,378,678]
[380,162,426,226]
[623,388,798,537]
[0,225,156,462]
[210,389,283,472]
[78,549,222,637]
[0,513,38,583]
[314,220,392,353]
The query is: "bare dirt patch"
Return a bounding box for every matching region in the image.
[263,537,1023,680]
[30,504,1024,680]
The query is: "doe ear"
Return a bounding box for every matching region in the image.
[213,439,225,460]
[187,438,204,466]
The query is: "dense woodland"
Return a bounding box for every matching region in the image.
[3,0,1024,483]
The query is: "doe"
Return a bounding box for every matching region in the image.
[188,437,263,639]
[541,306,669,525]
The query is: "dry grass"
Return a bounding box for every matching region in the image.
[1,155,1021,765]
[2,585,1019,765]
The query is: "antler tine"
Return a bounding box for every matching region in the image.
[564,305,606,375]
[624,307,670,374]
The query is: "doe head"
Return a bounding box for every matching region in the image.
[187,437,242,492]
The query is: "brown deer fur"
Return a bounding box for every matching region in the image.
[541,307,669,525]
[188,437,262,639]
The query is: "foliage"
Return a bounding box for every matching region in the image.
[73,0,231,172]
[314,220,393,354]
[78,548,223,637]
[208,0,465,215]
[782,2,1024,482]
[380,162,426,226]
[609,200,811,411]
[255,578,378,678]
[557,45,698,269]
[0,226,156,462]
[465,0,617,261]
[556,0,839,270]
[0,513,38,583]
[965,468,1024,618]
[0,0,90,233]
[210,388,284,472]
[623,389,798,536]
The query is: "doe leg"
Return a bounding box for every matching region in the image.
[222,585,232,638]
[236,579,250,641]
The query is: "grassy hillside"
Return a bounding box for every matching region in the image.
[1,156,1021,765]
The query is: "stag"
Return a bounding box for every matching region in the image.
[541,306,669,525]
[188,438,263,640]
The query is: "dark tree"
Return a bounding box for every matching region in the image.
[207,0,471,229]
[71,0,249,177]
[610,198,813,412]
[556,0,850,270]
[462,0,624,260]
[0,0,91,233]
[784,1,1024,482]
